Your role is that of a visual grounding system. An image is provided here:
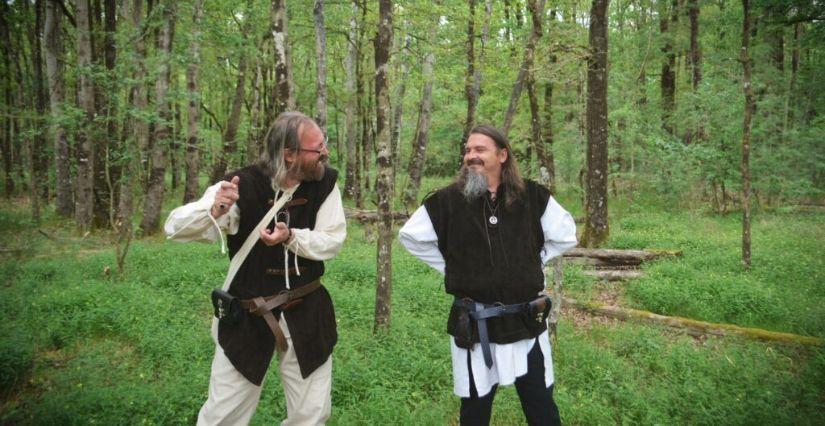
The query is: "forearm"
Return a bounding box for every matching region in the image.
[164,182,239,243]
[285,184,347,261]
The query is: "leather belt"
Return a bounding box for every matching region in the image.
[454,295,552,368]
[240,279,322,352]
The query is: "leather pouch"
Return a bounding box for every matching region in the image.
[454,299,477,349]
[211,289,243,325]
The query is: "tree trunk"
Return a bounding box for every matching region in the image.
[563,297,823,345]
[139,2,175,235]
[75,0,97,232]
[391,34,410,175]
[688,0,702,90]
[356,1,369,203]
[1,19,12,199]
[115,0,146,273]
[502,0,546,137]
[460,0,493,165]
[540,53,557,193]
[740,0,753,269]
[373,0,393,333]
[581,0,609,248]
[211,52,247,182]
[25,0,48,221]
[246,61,263,165]
[460,0,477,153]
[687,0,703,145]
[785,22,800,129]
[92,0,118,228]
[314,0,328,132]
[526,73,542,179]
[45,0,72,216]
[270,0,293,119]
[183,0,203,203]
[402,18,437,210]
[660,0,677,136]
[343,0,360,203]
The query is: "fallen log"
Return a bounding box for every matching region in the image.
[563,297,823,346]
[583,270,645,281]
[563,248,682,266]
[344,208,410,223]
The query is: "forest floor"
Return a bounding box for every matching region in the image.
[0,185,823,425]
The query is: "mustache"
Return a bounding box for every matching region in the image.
[466,158,484,166]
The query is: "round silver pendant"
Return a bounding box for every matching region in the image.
[488,215,498,225]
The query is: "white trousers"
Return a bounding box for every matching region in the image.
[197,320,333,426]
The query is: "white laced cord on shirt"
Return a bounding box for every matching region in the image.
[165,209,229,254]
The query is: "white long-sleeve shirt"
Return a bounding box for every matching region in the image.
[398,196,577,398]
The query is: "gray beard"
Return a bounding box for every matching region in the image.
[462,169,488,201]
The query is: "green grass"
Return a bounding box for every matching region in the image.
[0,192,823,425]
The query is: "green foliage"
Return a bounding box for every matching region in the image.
[1,200,824,424]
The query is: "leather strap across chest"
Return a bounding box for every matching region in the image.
[240,279,322,352]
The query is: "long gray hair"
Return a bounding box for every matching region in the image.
[257,112,315,186]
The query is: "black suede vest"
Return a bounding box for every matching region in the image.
[424,180,551,344]
[218,165,339,385]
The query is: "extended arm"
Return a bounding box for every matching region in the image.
[284,184,347,261]
[164,181,241,243]
[398,205,446,274]
[540,196,578,264]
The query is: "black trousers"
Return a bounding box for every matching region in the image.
[459,340,561,426]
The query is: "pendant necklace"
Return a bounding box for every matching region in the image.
[484,195,500,227]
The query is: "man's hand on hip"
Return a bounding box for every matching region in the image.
[211,176,240,218]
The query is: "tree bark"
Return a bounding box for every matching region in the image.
[402,18,437,210]
[460,0,493,165]
[343,0,360,204]
[246,60,263,165]
[0,3,14,199]
[91,0,118,228]
[581,0,610,248]
[314,0,328,132]
[183,0,203,203]
[540,55,557,193]
[270,0,294,119]
[687,0,703,145]
[502,0,546,137]
[373,0,393,333]
[660,0,677,135]
[139,1,175,235]
[460,0,477,154]
[25,0,48,221]
[45,0,72,216]
[75,0,97,232]
[390,33,410,175]
[525,73,541,178]
[784,22,800,128]
[115,0,146,273]
[740,0,753,269]
[688,0,702,90]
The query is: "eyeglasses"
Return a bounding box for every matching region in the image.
[297,135,329,155]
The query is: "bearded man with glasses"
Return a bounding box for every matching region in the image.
[165,112,346,425]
